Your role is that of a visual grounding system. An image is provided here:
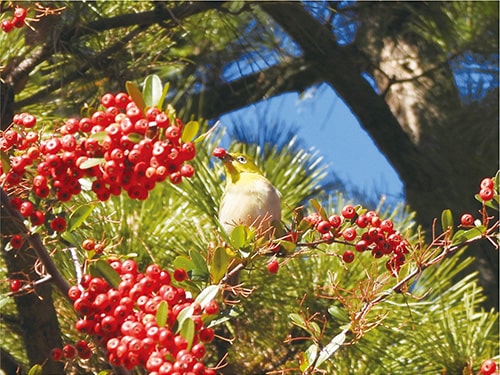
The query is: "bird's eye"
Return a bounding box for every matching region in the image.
[237,156,247,164]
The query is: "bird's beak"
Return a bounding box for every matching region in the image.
[217,153,234,163]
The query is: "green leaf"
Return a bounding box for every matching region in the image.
[68,203,96,232]
[302,344,318,372]
[181,120,200,143]
[310,198,328,219]
[195,285,220,309]
[0,295,10,310]
[315,329,348,369]
[211,247,230,283]
[28,364,43,375]
[79,157,104,169]
[1,150,11,173]
[279,240,297,252]
[190,250,209,279]
[176,305,194,333]
[89,131,108,142]
[156,301,168,327]
[452,226,485,244]
[289,313,308,330]
[126,80,145,112]
[89,259,121,289]
[441,209,454,235]
[179,316,195,349]
[230,225,253,248]
[143,74,163,108]
[157,81,170,110]
[127,133,143,143]
[173,256,195,271]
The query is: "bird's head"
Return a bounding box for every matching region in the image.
[213,147,263,182]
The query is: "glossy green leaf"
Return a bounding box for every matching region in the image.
[452,226,485,244]
[89,259,121,289]
[89,131,108,141]
[143,74,163,108]
[28,364,43,375]
[441,209,454,235]
[126,80,145,112]
[231,225,252,248]
[68,203,96,232]
[289,313,308,330]
[212,247,230,283]
[302,344,318,372]
[195,285,219,309]
[315,329,348,369]
[190,250,209,279]
[79,157,104,169]
[127,133,143,143]
[181,120,200,143]
[156,301,168,327]
[179,315,195,349]
[157,81,170,110]
[173,256,195,271]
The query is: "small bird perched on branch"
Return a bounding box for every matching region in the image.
[214,147,281,236]
[214,147,282,299]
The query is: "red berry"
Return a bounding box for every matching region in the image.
[50,347,63,361]
[329,214,343,228]
[341,205,356,219]
[204,300,219,315]
[180,164,195,178]
[1,19,14,32]
[342,227,357,241]
[14,7,27,21]
[267,260,279,274]
[480,177,494,190]
[63,344,76,359]
[82,239,95,251]
[481,359,497,375]
[199,327,214,343]
[342,250,355,263]
[479,187,494,201]
[10,279,21,292]
[213,147,226,158]
[316,220,331,234]
[21,114,36,128]
[173,268,188,282]
[460,213,474,227]
[50,217,67,232]
[10,234,23,249]
[19,201,34,217]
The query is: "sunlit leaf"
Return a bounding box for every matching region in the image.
[1,150,11,173]
[27,364,43,375]
[173,256,195,271]
[302,344,318,372]
[179,316,195,349]
[79,158,104,169]
[157,81,170,110]
[315,329,348,368]
[190,250,209,279]
[212,247,230,283]
[156,301,168,327]
[143,74,163,108]
[181,120,200,143]
[68,203,96,232]
[89,259,121,289]
[126,80,145,112]
[89,131,108,142]
[289,313,308,330]
[195,285,220,309]
[231,225,252,248]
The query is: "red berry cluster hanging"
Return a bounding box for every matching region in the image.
[1,6,28,33]
[1,92,196,216]
[67,259,218,374]
[303,205,410,275]
[50,340,92,362]
[478,177,497,202]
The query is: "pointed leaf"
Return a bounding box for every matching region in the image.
[156,301,168,327]
[68,203,96,232]
[89,131,108,142]
[181,121,200,143]
[441,209,454,235]
[315,329,348,368]
[143,75,163,108]
[195,285,220,309]
[289,313,308,330]
[89,259,121,289]
[173,256,195,271]
[79,157,105,169]
[190,250,209,279]
[302,344,318,372]
[310,198,327,219]
[126,81,145,112]
[212,247,230,283]
[180,316,195,349]
[176,305,194,333]
[157,81,170,110]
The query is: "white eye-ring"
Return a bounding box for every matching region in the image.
[237,156,247,164]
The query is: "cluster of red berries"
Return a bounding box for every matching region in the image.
[1,6,28,33]
[67,259,218,374]
[480,359,498,375]
[50,340,92,362]
[478,177,496,202]
[1,92,196,215]
[304,205,409,274]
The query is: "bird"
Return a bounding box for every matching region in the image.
[214,147,281,237]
